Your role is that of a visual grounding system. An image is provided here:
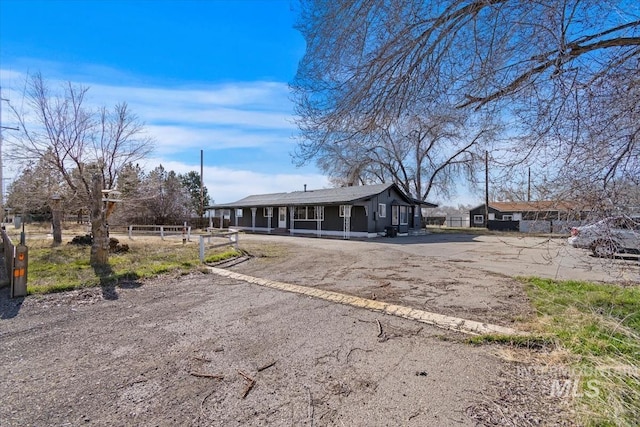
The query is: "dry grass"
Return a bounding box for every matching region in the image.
[13,226,238,294]
[522,277,640,427]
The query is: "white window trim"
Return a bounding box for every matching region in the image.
[378,203,386,218]
[392,205,399,226]
[264,207,273,218]
[294,206,324,221]
[236,209,243,218]
[399,206,408,225]
[502,215,513,221]
[474,215,484,224]
[339,205,352,218]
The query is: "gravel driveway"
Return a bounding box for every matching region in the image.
[0,231,604,426]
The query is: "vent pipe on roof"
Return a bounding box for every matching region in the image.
[304,184,307,192]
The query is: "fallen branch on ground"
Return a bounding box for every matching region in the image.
[257,361,277,372]
[238,370,256,399]
[190,372,224,380]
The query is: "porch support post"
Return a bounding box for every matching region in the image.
[251,208,257,232]
[316,206,321,237]
[219,209,224,230]
[343,205,352,240]
[267,207,272,233]
[289,206,295,235]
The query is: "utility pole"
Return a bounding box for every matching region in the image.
[485,150,489,228]
[0,87,20,225]
[200,149,204,221]
[527,167,531,202]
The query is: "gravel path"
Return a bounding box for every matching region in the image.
[0,233,584,426]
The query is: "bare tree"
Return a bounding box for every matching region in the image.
[306,108,497,200]
[8,73,153,264]
[292,0,640,203]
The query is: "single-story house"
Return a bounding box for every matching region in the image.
[207,183,437,238]
[469,201,591,229]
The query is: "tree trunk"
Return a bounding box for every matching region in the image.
[51,207,62,245]
[90,174,109,266]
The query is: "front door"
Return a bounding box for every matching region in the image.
[278,207,287,228]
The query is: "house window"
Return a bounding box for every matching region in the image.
[400,206,408,225]
[415,205,420,217]
[392,206,399,225]
[474,215,484,224]
[339,205,352,217]
[294,206,307,220]
[294,206,324,220]
[236,209,243,218]
[311,206,325,220]
[264,207,273,218]
[502,215,513,221]
[378,203,386,218]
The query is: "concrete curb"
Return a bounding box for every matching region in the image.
[207,267,526,336]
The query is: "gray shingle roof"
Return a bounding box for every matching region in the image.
[209,183,417,208]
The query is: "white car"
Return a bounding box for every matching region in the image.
[568,216,640,257]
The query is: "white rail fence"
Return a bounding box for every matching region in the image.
[128,225,192,241]
[199,230,239,263]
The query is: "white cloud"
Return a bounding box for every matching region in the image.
[139,157,330,204]
[144,124,297,155]
[0,64,327,201]
[1,67,298,155]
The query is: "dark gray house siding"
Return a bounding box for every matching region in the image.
[469,205,502,227]
[208,184,436,239]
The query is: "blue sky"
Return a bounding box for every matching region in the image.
[0,0,333,204]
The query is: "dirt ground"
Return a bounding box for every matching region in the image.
[1,231,615,426]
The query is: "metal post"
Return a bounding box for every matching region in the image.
[200,150,204,221]
[199,235,205,263]
[485,150,489,228]
[11,244,28,298]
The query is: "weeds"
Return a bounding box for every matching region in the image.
[466,333,555,350]
[522,277,640,426]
